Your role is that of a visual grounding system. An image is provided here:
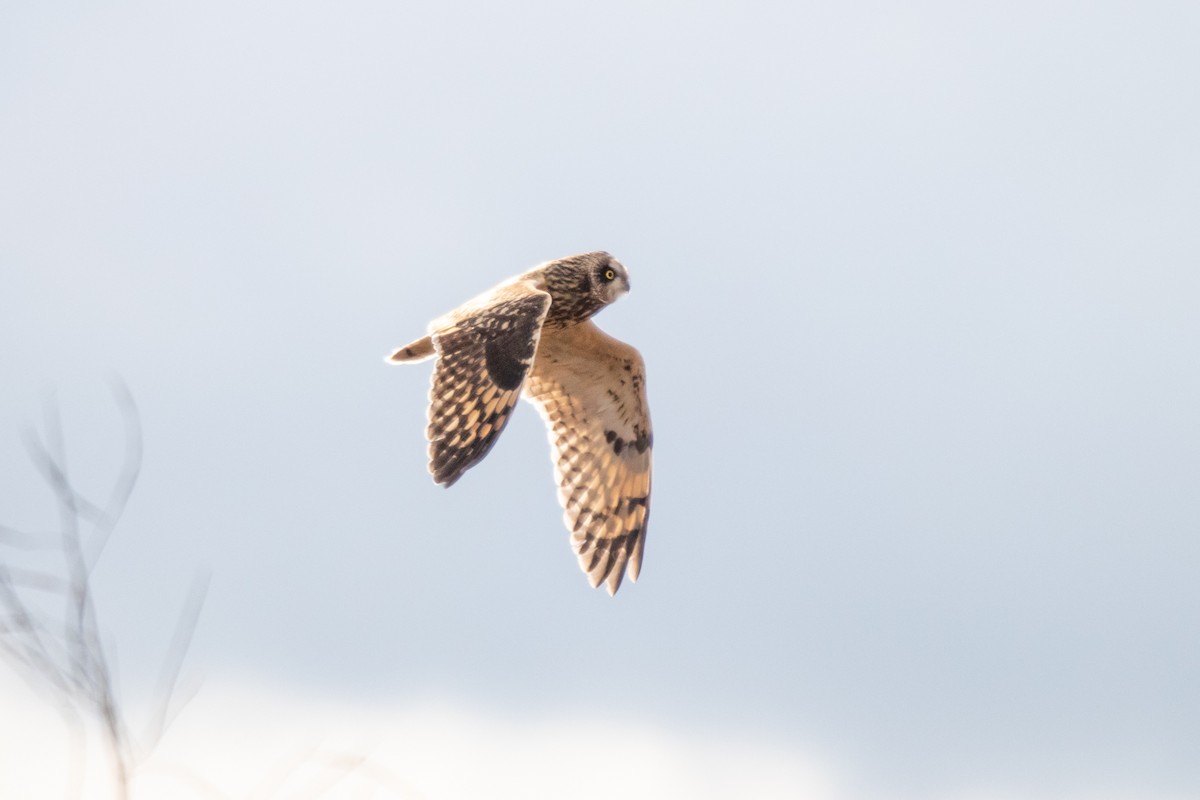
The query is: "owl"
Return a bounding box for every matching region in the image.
[387,251,652,595]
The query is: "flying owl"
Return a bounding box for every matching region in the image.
[387,251,652,595]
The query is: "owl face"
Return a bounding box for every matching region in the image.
[534,251,631,326]
[587,253,630,305]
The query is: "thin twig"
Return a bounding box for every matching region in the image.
[85,379,143,570]
[0,383,176,800]
[32,400,133,798]
[1,566,70,593]
[142,569,211,752]
[0,523,57,550]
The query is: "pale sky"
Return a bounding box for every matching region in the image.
[2,2,1199,798]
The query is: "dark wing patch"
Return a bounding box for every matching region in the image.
[484,323,539,390]
[426,291,551,486]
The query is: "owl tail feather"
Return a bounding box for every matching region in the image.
[386,335,435,364]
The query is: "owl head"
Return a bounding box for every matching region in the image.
[535,251,631,324]
[582,251,630,305]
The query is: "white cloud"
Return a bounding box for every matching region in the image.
[0,673,840,800]
[3,675,1194,800]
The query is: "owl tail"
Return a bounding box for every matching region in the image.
[386,335,435,364]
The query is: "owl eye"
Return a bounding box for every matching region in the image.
[603,268,616,281]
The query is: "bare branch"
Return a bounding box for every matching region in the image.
[0,566,75,694]
[85,379,143,570]
[1,384,155,800]
[0,523,57,551]
[1,566,70,594]
[142,569,211,752]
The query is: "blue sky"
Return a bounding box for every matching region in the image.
[2,2,1199,798]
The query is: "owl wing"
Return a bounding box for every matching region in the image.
[426,284,552,486]
[523,321,652,595]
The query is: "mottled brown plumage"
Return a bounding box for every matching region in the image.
[387,251,652,594]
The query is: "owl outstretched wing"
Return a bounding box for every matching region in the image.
[524,320,652,595]
[422,284,551,486]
